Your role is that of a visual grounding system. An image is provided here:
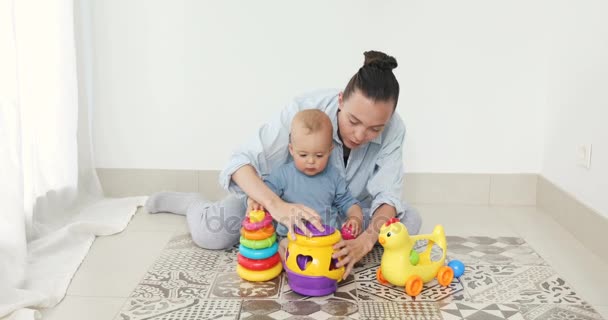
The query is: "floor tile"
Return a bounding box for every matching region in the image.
[148,233,228,273]
[117,297,241,319]
[594,305,608,319]
[359,301,442,320]
[446,236,547,266]
[439,302,524,319]
[356,244,383,266]
[67,230,174,297]
[517,304,603,320]
[460,265,586,304]
[131,269,216,298]
[241,299,359,320]
[496,206,608,306]
[209,272,282,299]
[240,300,283,316]
[40,296,126,320]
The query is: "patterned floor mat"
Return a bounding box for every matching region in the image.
[116,234,604,319]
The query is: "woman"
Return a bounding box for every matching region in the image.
[146,50,422,279]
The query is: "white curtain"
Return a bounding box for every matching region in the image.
[0,0,145,318]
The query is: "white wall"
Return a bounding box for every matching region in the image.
[91,0,546,173]
[542,0,608,217]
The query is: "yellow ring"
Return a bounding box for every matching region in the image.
[237,262,282,282]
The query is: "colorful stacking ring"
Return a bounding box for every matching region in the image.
[241,225,275,240]
[239,233,277,250]
[237,252,280,271]
[242,212,273,231]
[239,242,278,260]
[237,261,282,282]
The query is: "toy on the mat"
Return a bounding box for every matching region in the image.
[340,225,356,240]
[376,218,466,296]
[237,210,282,282]
[448,259,465,278]
[284,222,345,296]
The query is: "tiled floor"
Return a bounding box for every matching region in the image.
[40,204,608,319]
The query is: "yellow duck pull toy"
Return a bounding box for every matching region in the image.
[377,218,464,296]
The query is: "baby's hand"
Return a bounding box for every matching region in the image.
[246,197,264,212]
[342,216,362,239]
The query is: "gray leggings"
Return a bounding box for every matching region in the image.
[186,195,422,250]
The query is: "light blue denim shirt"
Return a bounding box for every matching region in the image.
[264,161,359,236]
[219,88,407,218]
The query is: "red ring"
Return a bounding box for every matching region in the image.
[237,252,280,271]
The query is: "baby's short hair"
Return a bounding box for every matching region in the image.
[291,109,333,136]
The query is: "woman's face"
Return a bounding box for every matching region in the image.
[337,90,394,149]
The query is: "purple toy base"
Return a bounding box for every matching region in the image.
[285,268,337,296]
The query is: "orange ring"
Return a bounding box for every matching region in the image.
[241,225,275,240]
[405,275,423,296]
[437,266,454,286]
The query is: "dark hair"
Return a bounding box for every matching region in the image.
[343,50,399,109]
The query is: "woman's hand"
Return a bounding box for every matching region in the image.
[266,199,324,240]
[332,233,375,279]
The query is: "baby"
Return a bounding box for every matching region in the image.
[248,109,364,259]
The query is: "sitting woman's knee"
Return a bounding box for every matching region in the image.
[187,201,243,250]
[399,207,422,235]
[191,229,237,250]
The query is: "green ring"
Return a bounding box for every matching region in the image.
[240,233,277,249]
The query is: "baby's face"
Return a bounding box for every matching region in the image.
[289,130,333,176]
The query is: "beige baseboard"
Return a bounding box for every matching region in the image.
[403,173,537,206]
[97,168,228,201]
[536,176,608,263]
[97,169,537,205]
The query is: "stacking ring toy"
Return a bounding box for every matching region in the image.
[241,225,275,240]
[237,252,280,271]
[242,212,273,231]
[237,261,282,282]
[240,233,277,249]
[239,242,278,260]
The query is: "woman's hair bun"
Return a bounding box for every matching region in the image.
[363,50,398,71]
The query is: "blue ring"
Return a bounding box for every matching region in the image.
[239,242,278,260]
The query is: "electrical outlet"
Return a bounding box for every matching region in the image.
[577,144,592,169]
